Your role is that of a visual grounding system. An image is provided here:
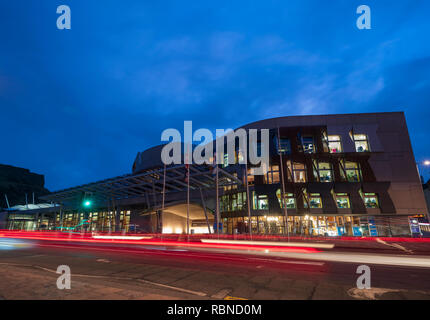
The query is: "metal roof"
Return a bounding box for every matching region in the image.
[5,203,60,212]
[40,164,242,207]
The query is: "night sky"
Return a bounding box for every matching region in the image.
[0,0,429,191]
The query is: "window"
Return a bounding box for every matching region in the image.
[328,135,342,153]
[223,153,229,167]
[266,165,280,184]
[274,136,291,155]
[353,134,370,152]
[253,192,269,210]
[316,162,333,182]
[276,189,296,208]
[220,192,247,212]
[343,161,361,182]
[304,193,322,208]
[289,162,307,182]
[302,136,316,153]
[364,193,379,208]
[236,149,245,163]
[335,193,350,208]
[247,168,255,185]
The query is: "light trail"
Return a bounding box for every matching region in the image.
[201,239,335,249]
[92,235,153,240]
[0,231,321,254]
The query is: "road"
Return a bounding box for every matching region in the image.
[1,238,430,300]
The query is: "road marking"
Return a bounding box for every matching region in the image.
[137,279,207,297]
[211,289,231,299]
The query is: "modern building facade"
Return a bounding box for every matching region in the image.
[3,112,428,237]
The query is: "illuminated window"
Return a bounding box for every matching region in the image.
[290,162,307,183]
[304,193,322,208]
[353,134,370,152]
[303,136,316,153]
[335,193,350,208]
[247,168,254,185]
[328,135,342,153]
[253,192,269,210]
[236,149,245,163]
[223,153,229,167]
[364,193,379,208]
[274,136,291,155]
[266,165,280,184]
[316,162,333,182]
[276,189,296,208]
[343,161,361,182]
[220,192,247,212]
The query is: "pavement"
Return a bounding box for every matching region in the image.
[1,239,430,300]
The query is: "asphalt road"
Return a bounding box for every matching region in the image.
[1,239,430,300]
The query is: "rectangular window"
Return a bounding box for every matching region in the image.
[304,193,322,208]
[302,136,316,153]
[231,193,238,211]
[247,168,254,185]
[274,136,291,155]
[344,161,361,182]
[253,193,269,210]
[335,193,350,208]
[266,165,280,184]
[317,162,333,182]
[223,153,229,167]
[220,192,247,212]
[291,162,307,183]
[276,190,296,209]
[353,134,370,152]
[364,193,379,208]
[328,135,342,153]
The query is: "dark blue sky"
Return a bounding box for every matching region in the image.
[1,0,429,190]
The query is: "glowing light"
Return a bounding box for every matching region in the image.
[92,235,152,240]
[424,160,430,166]
[84,201,91,207]
[200,239,335,249]
[162,227,173,234]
